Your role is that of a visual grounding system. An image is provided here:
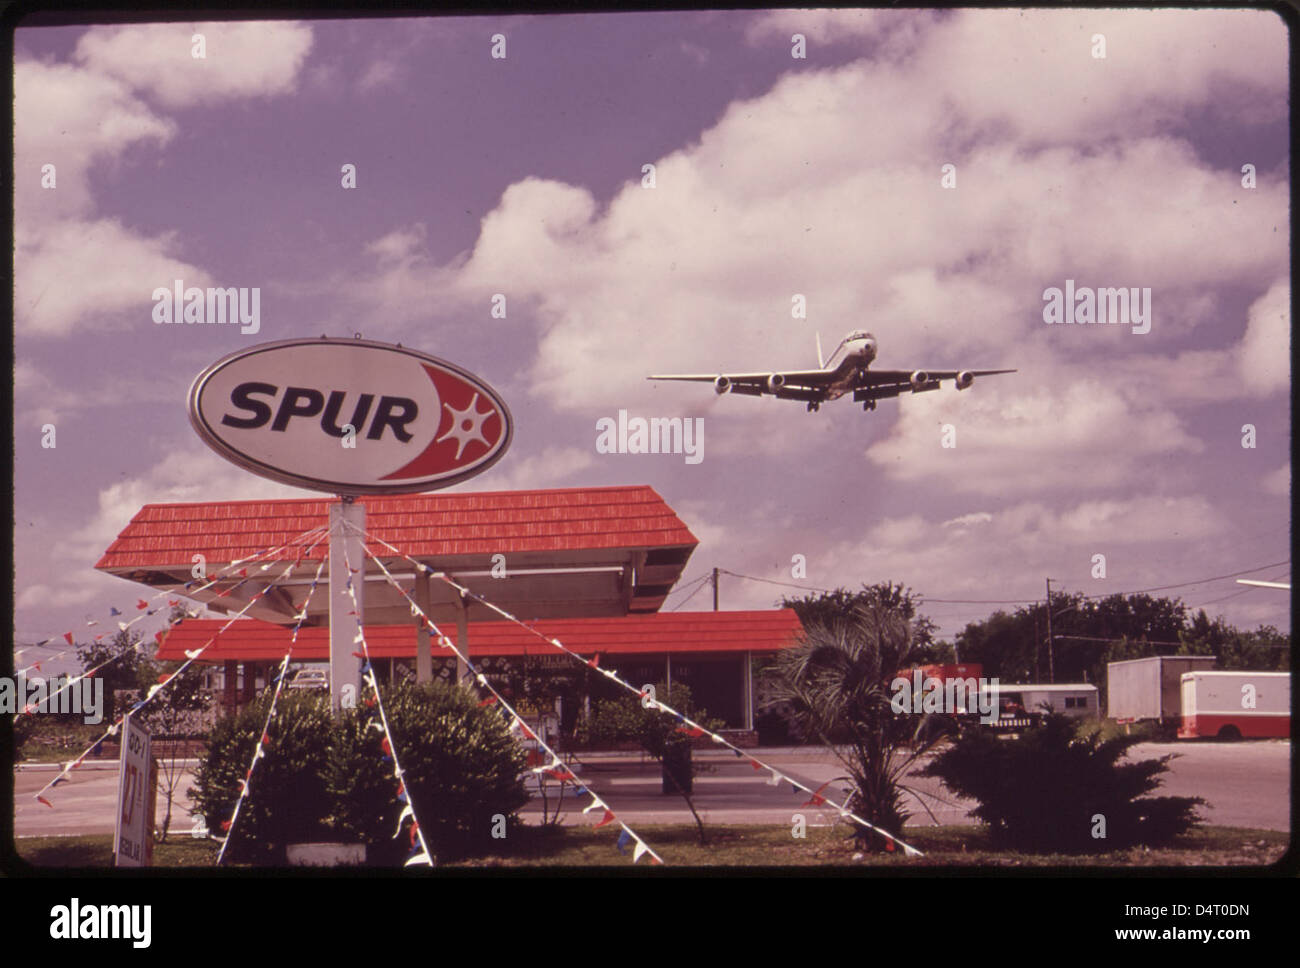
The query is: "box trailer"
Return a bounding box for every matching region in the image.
[1178,671,1290,740]
[1106,655,1217,722]
[986,683,1099,729]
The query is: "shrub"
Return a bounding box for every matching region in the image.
[328,680,528,864]
[921,713,1205,852]
[191,691,335,865]
[192,681,528,865]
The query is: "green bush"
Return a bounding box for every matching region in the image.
[191,691,335,864]
[328,680,528,864]
[921,713,1205,852]
[192,681,528,865]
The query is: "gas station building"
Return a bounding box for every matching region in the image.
[96,485,804,744]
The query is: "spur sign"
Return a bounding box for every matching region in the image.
[188,338,512,494]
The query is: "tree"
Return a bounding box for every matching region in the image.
[77,628,148,722]
[582,682,723,845]
[765,591,950,850]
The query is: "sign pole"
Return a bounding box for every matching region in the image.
[415,569,432,683]
[330,497,366,712]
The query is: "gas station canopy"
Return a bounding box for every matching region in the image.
[95,485,698,626]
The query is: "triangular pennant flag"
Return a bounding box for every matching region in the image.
[766,770,782,787]
[478,695,498,707]
[136,599,149,610]
[63,632,74,645]
[37,796,53,808]
[801,780,833,807]
[404,849,432,867]
[750,759,763,771]
[185,649,203,660]
[587,654,600,669]
[616,829,632,853]
[393,804,414,838]
[632,841,649,863]
[595,809,615,829]
[109,607,122,616]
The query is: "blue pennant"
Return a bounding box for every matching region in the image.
[616,830,632,854]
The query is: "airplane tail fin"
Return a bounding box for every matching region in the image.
[815,332,824,369]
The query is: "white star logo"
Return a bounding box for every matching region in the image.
[436,392,493,459]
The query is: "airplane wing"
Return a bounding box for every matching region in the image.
[646,369,839,390]
[859,368,1017,389]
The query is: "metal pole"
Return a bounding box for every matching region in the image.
[454,590,469,686]
[1045,578,1055,685]
[712,567,718,611]
[329,498,365,713]
[415,569,432,684]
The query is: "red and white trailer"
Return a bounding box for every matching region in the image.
[1177,671,1290,740]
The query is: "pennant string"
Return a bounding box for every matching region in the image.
[345,519,922,858]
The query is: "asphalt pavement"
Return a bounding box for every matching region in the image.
[13,740,1291,839]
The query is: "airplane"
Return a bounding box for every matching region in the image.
[647,330,1016,412]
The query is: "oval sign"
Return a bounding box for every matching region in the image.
[188,338,512,494]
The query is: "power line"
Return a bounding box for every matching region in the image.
[669,579,711,611]
[710,558,1291,609]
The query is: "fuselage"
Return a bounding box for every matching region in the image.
[821,330,877,400]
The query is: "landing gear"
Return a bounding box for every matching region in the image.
[862,399,876,412]
[806,401,820,413]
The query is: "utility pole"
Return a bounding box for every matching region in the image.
[1045,578,1055,684]
[712,567,719,611]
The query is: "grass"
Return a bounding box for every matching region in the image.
[14,824,1288,869]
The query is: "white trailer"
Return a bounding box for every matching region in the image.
[1178,671,1290,740]
[989,683,1099,728]
[1106,655,1217,723]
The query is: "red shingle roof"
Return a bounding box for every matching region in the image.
[156,609,804,663]
[95,485,697,570]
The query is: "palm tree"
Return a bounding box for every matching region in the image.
[766,597,949,847]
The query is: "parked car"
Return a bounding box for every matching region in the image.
[288,669,329,691]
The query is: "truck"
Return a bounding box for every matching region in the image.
[1106,655,1217,724]
[1177,671,1290,740]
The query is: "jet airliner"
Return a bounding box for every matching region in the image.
[648,331,1016,412]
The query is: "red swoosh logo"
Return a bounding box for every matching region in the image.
[379,364,503,480]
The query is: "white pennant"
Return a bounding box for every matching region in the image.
[766,770,782,787]
[393,804,414,838]
[632,841,649,863]
[404,850,432,867]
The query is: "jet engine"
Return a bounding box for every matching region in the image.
[955,371,974,390]
[909,370,931,390]
[766,373,785,393]
[714,376,731,395]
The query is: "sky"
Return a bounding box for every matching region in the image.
[11,9,1292,672]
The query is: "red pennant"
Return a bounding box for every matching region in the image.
[801,780,833,807]
[37,796,53,808]
[526,750,544,767]
[651,856,663,865]
[520,725,537,741]
[63,632,74,645]
[157,673,169,684]
[33,662,41,673]
[587,654,600,669]
[381,737,392,756]
[749,759,763,771]
[478,695,498,707]
[221,820,232,831]
[94,634,104,642]
[238,569,247,577]
[676,726,704,737]
[885,839,896,853]
[396,782,405,797]
[137,599,149,610]
[352,651,366,659]
[365,697,376,708]
[595,810,615,829]
[216,588,232,598]
[155,631,167,645]
[168,599,179,606]
[409,821,419,847]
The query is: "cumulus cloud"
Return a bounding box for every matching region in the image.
[433,8,1286,445]
[15,218,212,337]
[73,21,314,108]
[473,446,599,492]
[1237,280,1290,396]
[15,22,315,338]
